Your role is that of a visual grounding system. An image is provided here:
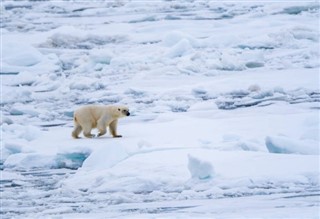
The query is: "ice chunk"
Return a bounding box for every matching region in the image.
[266,136,319,155]
[4,150,90,170]
[222,134,241,142]
[81,144,128,170]
[280,5,319,15]
[56,152,90,169]
[166,39,193,58]
[18,125,41,141]
[245,61,264,68]
[215,51,246,71]
[248,84,261,92]
[3,124,41,141]
[10,105,40,117]
[1,117,13,125]
[90,49,113,65]
[69,77,103,90]
[43,27,128,49]
[2,71,36,86]
[129,15,157,23]
[2,87,32,104]
[301,129,320,142]
[1,41,42,66]
[291,27,319,42]
[188,154,214,180]
[4,153,56,170]
[163,31,199,47]
[9,108,24,116]
[4,142,32,155]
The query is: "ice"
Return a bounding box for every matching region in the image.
[89,49,113,65]
[166,38,193,58]
[4,150,89,170]
[81,144,128,170]
[1,41,43,67]
[1,117,13,125]
[215,87,319,110]
[1,0,320,218]
[1,87,33,104]
[266,136,319,155]
[2,124,41,142]
[10,105,40,117]
[3,141,33,162]
[4,153,56,170]
[2,71,37,86]
[279,4,319,15]
[69,77,101,91]
[42,26,128,49]
[187,155,214,180]
[56,151,90,170]
[163,31,199,48]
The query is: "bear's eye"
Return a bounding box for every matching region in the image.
[118,108,120,111]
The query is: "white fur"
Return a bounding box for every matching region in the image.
[72,105,129,139]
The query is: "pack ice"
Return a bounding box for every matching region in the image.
[1,1,319,218]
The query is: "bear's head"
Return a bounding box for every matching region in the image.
[116,106,130,118]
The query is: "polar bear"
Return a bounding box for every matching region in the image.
[72,105,130,139]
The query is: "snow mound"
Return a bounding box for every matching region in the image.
[1,41,43,67]
[43,31,127,49]
[56,151,91,170]
[4,151,90,170]
[265,136,319,155]
[81,144,128,170]
[2,124,41,142]
[214,51,246,71]
[2,87,33,104]
[188,154,214,180]
[216,88,319,110]
[162,31,200,58]
[4,153,57,170]
[166,39,193,58]
[1,1,320,217]
[69,76,104,91]
[2,71,37,86]
[89,49,113,65]
[163,31,199,47]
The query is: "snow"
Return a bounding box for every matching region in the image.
[1,41,43,67]
[266,135,319,155]
[4,153,57,170]
[187,155,215,180]
[1,0,320,218]
[82,144,128,170]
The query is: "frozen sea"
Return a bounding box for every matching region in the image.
[1,0,320,218]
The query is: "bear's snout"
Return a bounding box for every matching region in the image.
[126,112,130,116]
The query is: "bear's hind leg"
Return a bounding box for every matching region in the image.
[72,124,82,139]
[83,125,95,138]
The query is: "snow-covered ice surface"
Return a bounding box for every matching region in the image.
[1,0,320,218]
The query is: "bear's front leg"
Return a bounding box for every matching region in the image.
[113,134,122,138]
[72,124,82,139]
[109,120,122,138]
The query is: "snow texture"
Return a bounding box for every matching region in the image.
[1,0,320,218]
[187,154,215,180]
